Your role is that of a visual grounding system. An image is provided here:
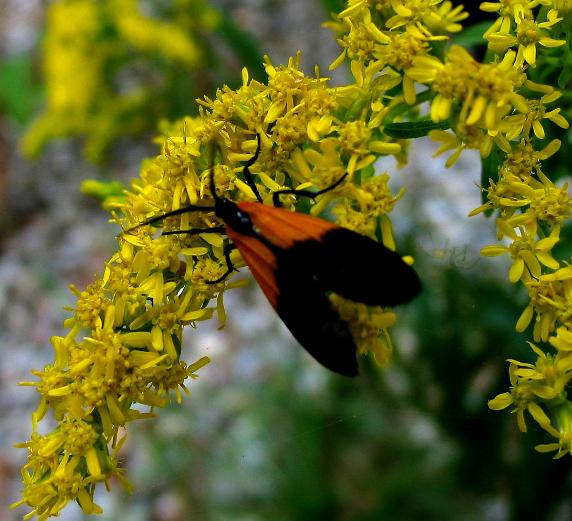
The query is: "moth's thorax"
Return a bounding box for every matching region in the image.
[215,198,256,237]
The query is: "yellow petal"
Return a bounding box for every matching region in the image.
[480,245,508,256]
[528,402,551,426]
[466,95,487,125]
[264,100,286,124]
[509,256,525,283]
[516,304,534,332]
[488,392,513,410]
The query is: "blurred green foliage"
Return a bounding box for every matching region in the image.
[321,0,346,15]
[0,55,42,125]
[19,0,266,164]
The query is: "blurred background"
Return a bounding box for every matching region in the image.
[1,1,571,520]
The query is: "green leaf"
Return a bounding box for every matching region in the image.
[384,119,450,139]
[452,21,490,49]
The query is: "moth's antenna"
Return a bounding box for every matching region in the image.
[209,149,222,204]
[209,134,263,203]
[241,134,263,203]
[123,203,214,235]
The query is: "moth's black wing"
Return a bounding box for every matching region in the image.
[275,252,359,377]
[314,228,421,307]
[271,226,421,376]
[229,226,359,376]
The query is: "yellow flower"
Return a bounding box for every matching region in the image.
[464,51,525,132]
[488,360,553,433]
[481,0,552,34]
[480,219,559,283]
[489,342,572,434]
[508,342,572,395]
[422,0,468,34]
[385,0,451,33]
[429,120,511,166]
[115,0,201,65]
[408,49,466,120]
[518,267,572,341]
[469,139,562,216]
[486,8,565,67]
[330,8,391,70]
[481,169,571,228]
[503,91,569,140]
[410,45,527,135]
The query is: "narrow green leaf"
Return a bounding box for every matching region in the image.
[384,119,450,139]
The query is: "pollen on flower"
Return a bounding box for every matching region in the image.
[530,183,571,226]
[60,418,99,456]
[273,113,311,154]
[150,359,202,402]
[339,120,371,155]
[71,281,110,329]
[377,31,428,70]
[413,46,475,102]
[503,140,548,180]
[339,20,377,63]
[266,54,312,109]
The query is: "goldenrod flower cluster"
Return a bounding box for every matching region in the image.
[21,0,219,162]
[405,1,572,457]
[460,4,571,459]
[13,1,572,518]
